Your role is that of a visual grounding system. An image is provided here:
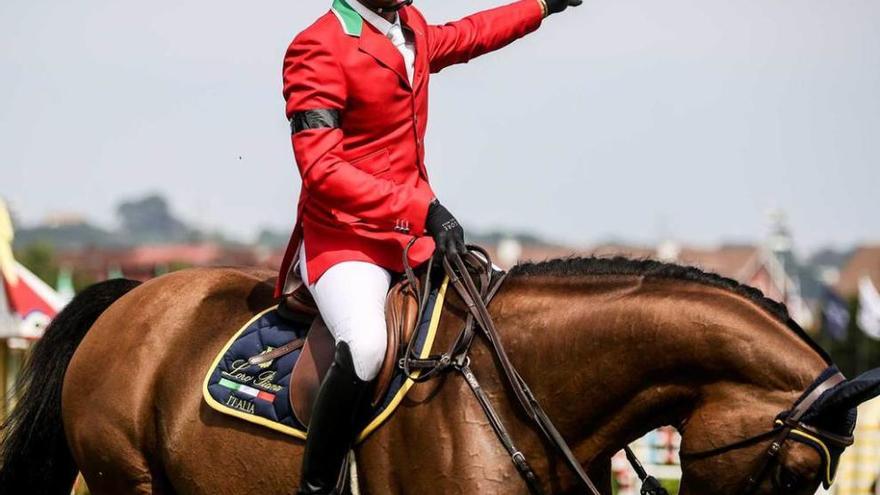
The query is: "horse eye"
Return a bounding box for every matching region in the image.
[776,467,801,489]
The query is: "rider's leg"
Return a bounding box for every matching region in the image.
[303,257,391,382]
[296,246,390,494]
[297,342,369,495]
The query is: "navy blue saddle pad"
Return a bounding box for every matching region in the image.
[203,278,448,441]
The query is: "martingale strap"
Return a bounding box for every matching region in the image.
[458,361,545,494]
[399,244,665,495]
[438,249,602,495]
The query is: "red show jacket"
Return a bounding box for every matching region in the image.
[276,0,544,295]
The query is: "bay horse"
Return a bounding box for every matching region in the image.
[1,257,878,494]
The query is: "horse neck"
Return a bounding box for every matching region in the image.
[491,274,830,462]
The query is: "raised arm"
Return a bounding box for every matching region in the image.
[283,35,434,234]
[425,0,582,73]
[425,0,543,73]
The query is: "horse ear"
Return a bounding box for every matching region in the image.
[805,368,880,421]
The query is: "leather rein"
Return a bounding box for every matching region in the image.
[400,244,602,495]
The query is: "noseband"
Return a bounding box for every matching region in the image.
[680,370,855,493]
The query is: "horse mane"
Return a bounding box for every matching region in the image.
[509,256,831,363]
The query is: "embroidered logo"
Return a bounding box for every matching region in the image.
[255,346,276,369]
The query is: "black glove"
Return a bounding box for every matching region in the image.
[545,0,582,15]
[425,200,466,258]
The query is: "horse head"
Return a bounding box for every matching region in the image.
[789,368,880,489]
[734,367,880,495]
[679,367,880,495]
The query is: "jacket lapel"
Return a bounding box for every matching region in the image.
[358,22,410,90]
[399,8,426,90]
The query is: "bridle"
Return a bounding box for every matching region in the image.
[679,370,855,493]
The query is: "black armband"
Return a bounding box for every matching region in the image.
[290,109,341,134]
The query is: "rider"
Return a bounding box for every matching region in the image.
[277,0,581,492]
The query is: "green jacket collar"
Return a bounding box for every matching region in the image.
[331,0,363,37]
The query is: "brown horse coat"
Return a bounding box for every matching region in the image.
[44,260,843,494]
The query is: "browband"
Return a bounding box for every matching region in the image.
[290,109,341,134]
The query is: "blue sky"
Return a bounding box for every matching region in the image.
[1,0,877,251]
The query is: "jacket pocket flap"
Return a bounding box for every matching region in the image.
[349,147,391,175]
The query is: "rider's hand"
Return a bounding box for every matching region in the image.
[543,0,582,16]
[425,199,466,258]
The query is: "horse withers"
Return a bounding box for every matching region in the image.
[2,258,880,494]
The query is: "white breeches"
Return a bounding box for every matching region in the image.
[298,243,390,381]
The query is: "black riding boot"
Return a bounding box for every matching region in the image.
[297,341,370,495]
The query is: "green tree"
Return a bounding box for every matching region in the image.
[14,242,59,287]
[72,271,97,293]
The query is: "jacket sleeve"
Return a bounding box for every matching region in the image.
[283,34,434,234]
[426,0,544,74]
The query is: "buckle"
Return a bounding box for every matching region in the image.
[452,355,470,370]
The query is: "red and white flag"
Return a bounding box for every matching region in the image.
[0,198,64,339]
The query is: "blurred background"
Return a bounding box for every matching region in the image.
[1,0,878,493]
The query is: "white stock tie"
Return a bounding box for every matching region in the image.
[388,23,405,47]
[387,23,414,84]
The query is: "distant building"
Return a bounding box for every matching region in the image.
[42,211,89,227]
[57,243,271,281]
[836,245,880,299]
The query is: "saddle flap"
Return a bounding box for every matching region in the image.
[289,316,335,427]
[279,284,319,323]
[278,250,319,323]
[374,278,420,405]
[287,276,422,423]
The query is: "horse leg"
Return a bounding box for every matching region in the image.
[83,468,174,495]
[72,446,164,494]
[66,410,177,495]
